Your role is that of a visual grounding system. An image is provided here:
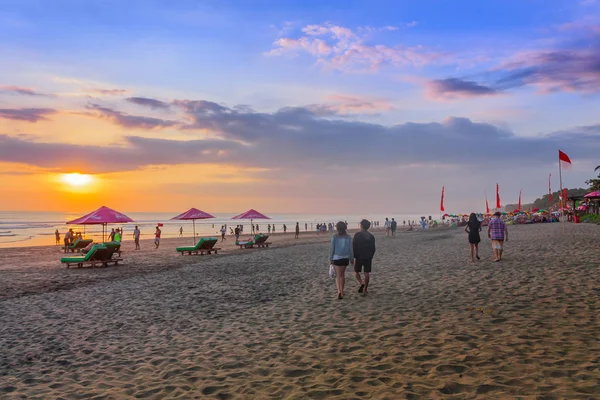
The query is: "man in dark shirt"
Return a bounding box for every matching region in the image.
[353,219,376,295]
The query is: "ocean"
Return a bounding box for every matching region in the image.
[0,211,426,248]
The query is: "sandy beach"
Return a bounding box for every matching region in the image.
[1,223,599,399]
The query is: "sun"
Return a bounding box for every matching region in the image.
[61,173,93,187]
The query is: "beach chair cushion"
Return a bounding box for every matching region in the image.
[61,244,106,263]
[176,237,218,253]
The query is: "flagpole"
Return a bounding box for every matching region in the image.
[559,153,565,234]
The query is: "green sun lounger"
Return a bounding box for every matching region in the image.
[176,237,220,255]
[63,238,93,252]
[236,234,271,249]
[61,244,105,268]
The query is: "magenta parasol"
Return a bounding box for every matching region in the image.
[232,209,270,234]
[584,191,600,198]
[67,206,134,241]
[171,208,215,243]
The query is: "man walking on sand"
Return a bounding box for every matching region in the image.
[353,219,376,295]
[384,218,390,236]
[390,218,397,237]
[154,226,161,249]
[133,225,141,250]
[488,211,508,262]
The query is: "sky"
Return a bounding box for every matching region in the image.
[0,0,599,214]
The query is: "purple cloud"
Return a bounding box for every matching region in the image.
[85,103,178,129]
[432,27,600,98]
[83,88,129,96]
[0,86,54,97]
[126,97,171,110]
[3,100,599,175]
[426,78,500,99]
[0,108,57,122]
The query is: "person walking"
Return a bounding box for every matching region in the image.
[465,213,481,262]
[268,224,271,234]
[108,228,116,242]
[305,223,307,232]
[488,211,508,262]
[384,218,391,236]
[295,222,300,239]
[133,225,141,250]
[154,226,161,249]
[234,225,240,242]
[353,219,376,296]
[283,224,287,233]
[220,225,227,241]
[55,229,60,245]
[329,221,354,300]
[390,218,397,237]
[114,228,122,242]
[179,227,183,237]
[63,228,73,253]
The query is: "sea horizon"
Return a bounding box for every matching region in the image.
[0,210,432,248]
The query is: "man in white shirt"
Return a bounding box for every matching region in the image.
[384,218,391,236]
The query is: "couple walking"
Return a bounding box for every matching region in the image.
[329,219,376,299]
[465,211,508,262]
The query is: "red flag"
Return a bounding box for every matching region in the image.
[485,198,490,214]
[440,186,445,212]
[563,189,568,204]
[496,183,501,209]
[558,150,571,164]
[548,174,552,203]
[518,190,522,211]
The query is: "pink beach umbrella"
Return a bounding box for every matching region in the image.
[584,191,600,198]
[67,206,134,242]
[231,209,270,233]
[170,208,215,244]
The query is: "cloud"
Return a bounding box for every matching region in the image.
[494,45,600,93]
[0,86,54,97]
[4,99,598,177]
[83,88,129,96]
[431,25,600,98]
[426,78,500,99]
[267,22,441,72]
[318,94,395,114]
[85,103,178,129]
[126,97,171,110]
[0,108,57,122]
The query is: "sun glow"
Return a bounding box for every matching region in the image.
[61,173,93,187]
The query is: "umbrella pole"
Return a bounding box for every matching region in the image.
[193,219,196,244]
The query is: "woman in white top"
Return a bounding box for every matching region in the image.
[329,221,354,299]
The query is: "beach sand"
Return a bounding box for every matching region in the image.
[1,223,599,399]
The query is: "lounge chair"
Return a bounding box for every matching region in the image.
[254,234,271,248]
[60,244,110,268]
[63,238,93,253]
[236,234,271,249]
[176,237,220,255]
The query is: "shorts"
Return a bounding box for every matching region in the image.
[155,237,160,243]
[492,239,504,250]
[134,238,140,244]
[354,258,372,273]
[332,258,350,267]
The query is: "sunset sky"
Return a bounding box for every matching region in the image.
[1,0,599,213]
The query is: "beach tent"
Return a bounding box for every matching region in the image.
[171,208,215,244]
[232,209,270,233]
[67,206,134,242]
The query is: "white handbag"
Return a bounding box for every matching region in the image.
[329,264,336,279]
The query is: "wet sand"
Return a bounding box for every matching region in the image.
[1,223,599,399]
